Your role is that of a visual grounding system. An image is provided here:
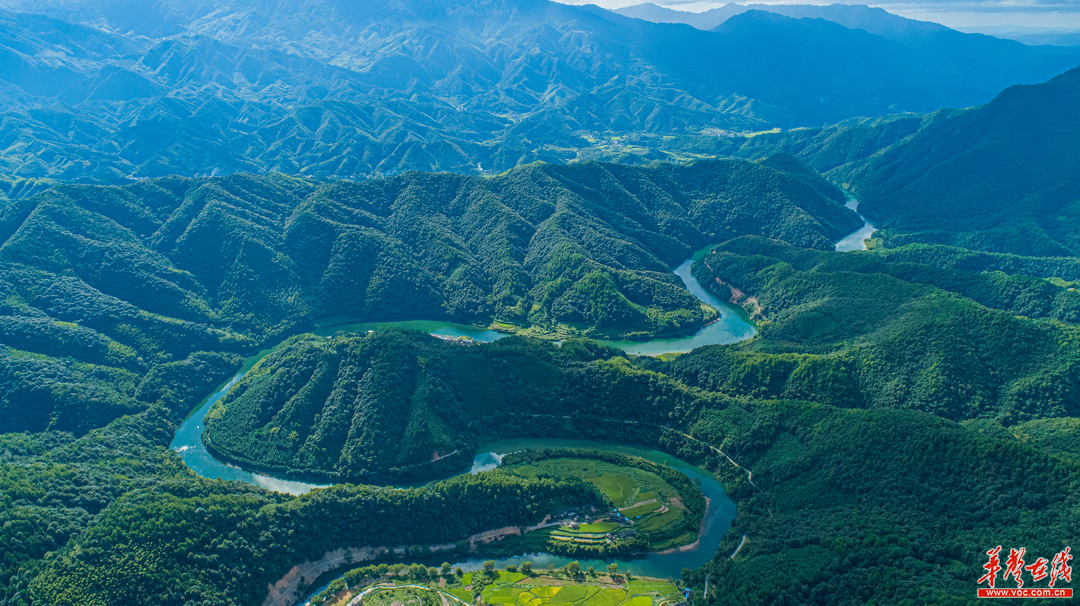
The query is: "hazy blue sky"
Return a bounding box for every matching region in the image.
[554,0,1080,29]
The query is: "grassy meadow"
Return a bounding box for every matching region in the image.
[506,458,695,551]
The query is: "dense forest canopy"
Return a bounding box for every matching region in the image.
[5,140,1080,604]
[9,340,1080,606]
[0,157,857,437]
[3,3,1080,606]
[201,221,1080,487]
[682,237,1080,421]
[734,64,1080,258]
[203,330,730,481]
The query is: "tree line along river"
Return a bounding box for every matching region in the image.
[171,212,871,584]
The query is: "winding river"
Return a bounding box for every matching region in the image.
[170,244,758,494]
[334,438,737,580]
[171,215,867,588]
[835,195,878,252]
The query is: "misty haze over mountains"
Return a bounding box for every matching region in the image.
[0,0,1076,187]
[615,2,1080,40]
[5,1,1080,605]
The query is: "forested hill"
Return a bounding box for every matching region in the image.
[13,326,1080,605]
[203,332,638,482]
[838,64,1080,256]
[209,232,1080,483]
[0,157,858,436]
[6,168,1080,606]
[735,64,1080,257]
[682,236,1080,421]
[0,0,1078,183]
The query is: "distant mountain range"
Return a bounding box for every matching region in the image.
[957,27,1080,48]
[735,64,1080,257]
[618,3,1080,100]
[840,65,1080,256]
[0,0,1076,185]
[616,2,953,33]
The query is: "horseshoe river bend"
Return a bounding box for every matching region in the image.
[169,244,768,582]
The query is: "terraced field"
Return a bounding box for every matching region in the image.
[483,578,681,606]
[505,457,697,552]
[618,501,661,517]
[551,521,623,544]
[508,459,678,510]
[551,522,619,537]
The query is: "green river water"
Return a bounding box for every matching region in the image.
[168,247,758,584]
[166,205,870,598]
[170,247,758,494]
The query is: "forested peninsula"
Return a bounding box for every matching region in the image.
[3,0,1080,603]
[4,101,1080,605]
[0,157,857,438]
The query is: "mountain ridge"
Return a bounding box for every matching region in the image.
[0,0,1077,185]
[835,64,1080,256]
[0,156,858,435]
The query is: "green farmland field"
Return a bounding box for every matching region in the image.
[482,576,681,606]
[311,567,683,606]
[505,457,696,551]
[589,474,637,506]
[565,522,620,534]
[619,502,661,518]
[309,567,686,606]
[506,459,677,509]
[637,510,682,533]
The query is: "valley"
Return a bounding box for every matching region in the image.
[171,238,758,491]
[304,567,684,606]
[2,0,1080,605]
[6,152,1080,604]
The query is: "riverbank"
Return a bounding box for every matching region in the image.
[170,246,758,494]
[261,525,525,606]
[835,195,877,252]
[654,496,711,556]
[290,438,736,601]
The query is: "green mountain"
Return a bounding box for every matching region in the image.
[685,403,1078,604]
[0,0,1077,184]
[840,65,1080,257]
[6,347,1073,606]
[7,213,1080,605]
[681,236,1080,421]
[4,3,1080,605]
[735,64,1080,257]
[0,157,857,436]
[208,231,1080,484]
[203,331,632,481]
[16,326,1076,606]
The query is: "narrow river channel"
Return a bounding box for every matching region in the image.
[170,245,757,493]
[835,195,878,252]
[171,215,866,593]
[312,438,737,583]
